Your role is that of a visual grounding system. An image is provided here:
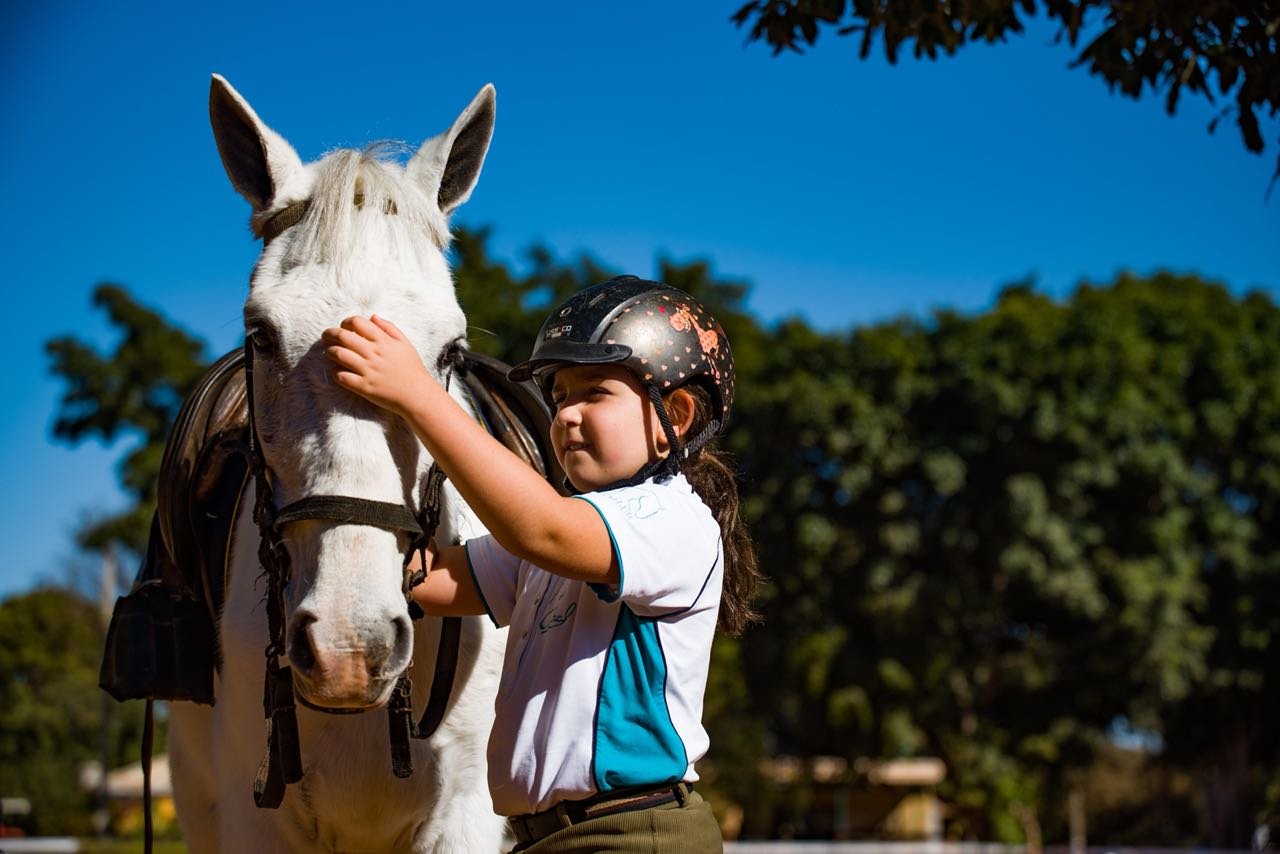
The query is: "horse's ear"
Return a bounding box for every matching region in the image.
[209,74,304,212]
[408,84,496,216]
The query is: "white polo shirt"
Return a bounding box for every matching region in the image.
[464,473,723,817]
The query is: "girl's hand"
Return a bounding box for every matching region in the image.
[322,315,436,416]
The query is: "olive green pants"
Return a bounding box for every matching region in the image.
[511,790,722,853]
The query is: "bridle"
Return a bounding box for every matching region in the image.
[242,333,462,809]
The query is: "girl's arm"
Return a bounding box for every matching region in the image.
[410,543,487,616]
[322,316,619,586]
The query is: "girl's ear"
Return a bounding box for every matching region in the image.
[665,388,697,439]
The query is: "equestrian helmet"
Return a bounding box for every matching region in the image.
[508,276,735,429]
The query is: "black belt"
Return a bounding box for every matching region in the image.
[508,782,693,846]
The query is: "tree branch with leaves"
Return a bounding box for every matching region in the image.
[732,0,1280,184]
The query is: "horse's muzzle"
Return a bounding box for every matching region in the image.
[286,608,413,709]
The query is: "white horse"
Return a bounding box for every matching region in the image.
[166,75,508,853]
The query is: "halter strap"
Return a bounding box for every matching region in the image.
[261,202,309,245]
[273,495,422,536]
[260,193,401,246]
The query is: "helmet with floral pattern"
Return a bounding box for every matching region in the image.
[508,276,735,437]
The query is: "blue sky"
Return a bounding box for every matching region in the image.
[1,2,1276,598]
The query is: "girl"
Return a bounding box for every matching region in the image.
[323,275,760,852]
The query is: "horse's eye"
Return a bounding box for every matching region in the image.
[246,324,278,357]
[437,339,465,372]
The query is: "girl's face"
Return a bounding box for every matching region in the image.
[549,364,667,492]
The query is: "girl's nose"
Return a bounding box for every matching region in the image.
[554,401,580,426]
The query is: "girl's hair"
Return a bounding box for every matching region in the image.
[672,385,762,636]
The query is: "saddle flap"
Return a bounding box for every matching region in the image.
[102,350,250,705]
[157,348,249,596]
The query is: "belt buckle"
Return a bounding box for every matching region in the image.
[553,800,574,830]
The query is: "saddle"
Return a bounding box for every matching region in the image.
[99,348,562,705]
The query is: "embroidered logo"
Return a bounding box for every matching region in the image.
[607,489,662,520]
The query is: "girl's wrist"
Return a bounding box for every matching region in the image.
[399,373,450,427]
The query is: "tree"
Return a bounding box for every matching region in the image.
[452,227,620,365]
[1143,281,1280,845]
[731,1,1280,183]
[45,284,210,555]
[733,271,1280,843]
[0,587,150,836]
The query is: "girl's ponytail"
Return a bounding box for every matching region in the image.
[676,387,761,636]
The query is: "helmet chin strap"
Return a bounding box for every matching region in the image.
[649,384,721,462]
[648,384,684,468]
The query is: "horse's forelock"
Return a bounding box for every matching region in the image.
[281,144,451,274]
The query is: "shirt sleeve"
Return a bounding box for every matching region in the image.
[575,481,721,616]
[464,534,523,627]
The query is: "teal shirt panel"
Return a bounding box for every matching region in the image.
[594,605,688,791]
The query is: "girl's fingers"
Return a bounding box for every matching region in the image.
[327,316,407,355]
[321,325,346,344]
[322,332,361,361]
[370,314,406,341]
[331,369,363,390]
[338,315,382,341]
[324,344,363,369]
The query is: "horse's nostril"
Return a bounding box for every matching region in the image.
[392,614,413,661]
[288,614,318,676]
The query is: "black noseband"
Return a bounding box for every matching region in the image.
[272,495,423,537]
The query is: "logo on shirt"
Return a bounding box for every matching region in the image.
[608,488,662,520]
[539,602,577,633]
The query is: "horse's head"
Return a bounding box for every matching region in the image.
[209,75,494,710]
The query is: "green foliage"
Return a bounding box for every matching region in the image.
[451,227,548,363]
[453,227,766,372]
[452,226,620,365]
[731,0,1280,182]
[701,635,773,827]
[45,284,209,554]
[735,271,1280,842]
[0,588,150,836]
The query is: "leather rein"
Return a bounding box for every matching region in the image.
[242,334,461,809]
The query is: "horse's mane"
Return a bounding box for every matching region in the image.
[277,143,451,275]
